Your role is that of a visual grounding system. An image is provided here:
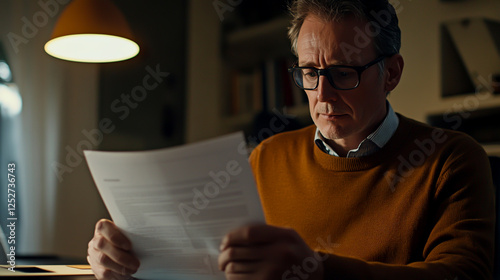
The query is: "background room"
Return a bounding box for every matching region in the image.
[0,0,499,261]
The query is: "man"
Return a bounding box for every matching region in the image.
[87,0,495,279]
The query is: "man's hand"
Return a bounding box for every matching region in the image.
[218,224,325,280]
[87,219,140,280]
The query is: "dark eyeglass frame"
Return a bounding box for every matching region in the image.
[288,55,389,91]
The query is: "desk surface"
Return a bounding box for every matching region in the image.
[16,255,87,266]
[2,255,95,279]
[1,276,96,280]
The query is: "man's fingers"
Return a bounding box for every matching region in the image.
[88,251,131,280]
[224,261,262,274]
[88,220,140,280]
[89,234,140,273]
[218,246,267,271]
[220,224,298,250]
[88,241,138,276]
[95,219,132,251]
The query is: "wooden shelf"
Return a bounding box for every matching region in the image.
[224,16,292,68]
[226,17,291,45]
[483,144,500,156]
[426,90,500,117]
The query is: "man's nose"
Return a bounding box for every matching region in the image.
[317,75,339,102]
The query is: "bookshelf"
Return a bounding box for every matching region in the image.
[186,1,311,143]
[221,16,312,133]
[424,17,500,152]
[224,17,291,68]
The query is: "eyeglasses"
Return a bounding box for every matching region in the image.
[288,55,387,91]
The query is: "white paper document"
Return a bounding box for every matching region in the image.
[84,132,265,280]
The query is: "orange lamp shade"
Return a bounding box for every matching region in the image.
[44,0,140,63]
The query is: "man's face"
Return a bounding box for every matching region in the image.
[297,15,389,146]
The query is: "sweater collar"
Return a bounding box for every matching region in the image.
[313,113,412,171]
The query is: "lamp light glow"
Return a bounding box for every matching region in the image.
[45,0,139,63]
[45,34,140,63]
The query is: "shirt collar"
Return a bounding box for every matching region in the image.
[314,102,399,157]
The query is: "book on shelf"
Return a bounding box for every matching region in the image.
[229,70,257,115]
[227,57,306,117]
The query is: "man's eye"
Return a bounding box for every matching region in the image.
[331,69,354,79]
[303,70,317,77]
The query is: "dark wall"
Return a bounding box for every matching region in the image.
[99,0,187,151]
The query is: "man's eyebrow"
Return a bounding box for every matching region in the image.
[298,61,316,67]
[298,60,350,68]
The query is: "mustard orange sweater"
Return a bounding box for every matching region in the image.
[249,115,495,280]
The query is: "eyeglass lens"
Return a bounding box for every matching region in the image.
[293,67,359,90]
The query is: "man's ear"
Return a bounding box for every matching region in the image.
[384,54,404,92]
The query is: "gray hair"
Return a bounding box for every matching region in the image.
[288,0,401,60]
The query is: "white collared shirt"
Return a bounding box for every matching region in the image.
[314,102,399,158]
